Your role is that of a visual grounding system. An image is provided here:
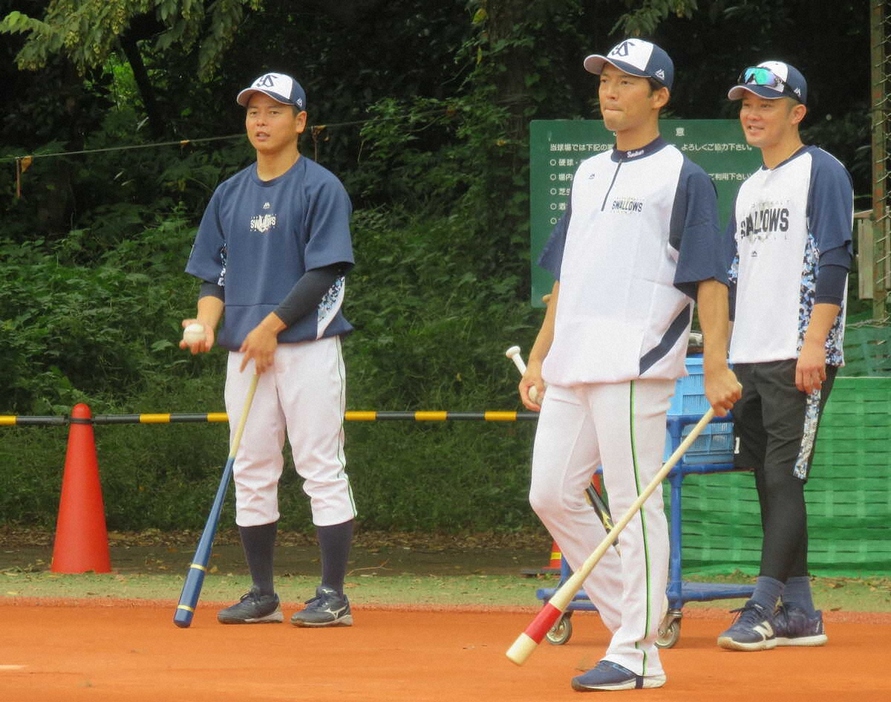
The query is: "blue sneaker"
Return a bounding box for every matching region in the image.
[290,586,353,628]
[217,588,283,624]
[571,660,666,692]
[717,601,777,651]
[774,604,828,647]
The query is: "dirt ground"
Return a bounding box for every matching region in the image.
[3,528,891,701]
[2,601,890,702]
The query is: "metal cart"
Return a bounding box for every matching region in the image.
[534,359,755,648]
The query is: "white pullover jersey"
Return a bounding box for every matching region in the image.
[539,137,726,385]
[727,146,854,366]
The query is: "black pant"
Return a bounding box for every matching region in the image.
[732,360,837,581]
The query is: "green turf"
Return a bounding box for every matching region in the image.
[3,570,889,614]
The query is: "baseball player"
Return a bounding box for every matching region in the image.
[520,39,740,692]
[182,72,357,628]
[716,61,854,651]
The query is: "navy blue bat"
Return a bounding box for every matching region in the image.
[174,374,259,628]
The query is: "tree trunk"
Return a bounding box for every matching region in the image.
[119,33,164,140]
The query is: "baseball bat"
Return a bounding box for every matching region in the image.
[505,345,541,404]
[506,408,716,665]
[585,483,616,540]
[505,345,526,374]
[173,373,259,628]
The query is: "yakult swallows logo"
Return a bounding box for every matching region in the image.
[607,39,650,73]
[251,201,277,233]
[255,74,279,89]
[740,202,790,240]
[251,73,304,110]
[609,41,634,59]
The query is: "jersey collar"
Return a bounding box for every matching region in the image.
[611,136,668,162]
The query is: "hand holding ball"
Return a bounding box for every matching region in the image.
[182,323,206,346]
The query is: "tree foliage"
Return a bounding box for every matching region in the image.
[0,0,877,531]
[1,0,262,77]
[614,0,698,35]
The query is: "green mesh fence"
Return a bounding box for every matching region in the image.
[676,377,891,577]
[841,323,891,376]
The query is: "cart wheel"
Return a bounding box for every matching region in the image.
[656,613,681,648]
[546,612,573,645]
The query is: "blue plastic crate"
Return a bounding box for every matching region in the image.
[665,356,734,465]
[668,356,708,415]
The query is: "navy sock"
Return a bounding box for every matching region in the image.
[238,522,277,597]
[750,575,784,614]
[782,576,816,615]
[317,519,354,595]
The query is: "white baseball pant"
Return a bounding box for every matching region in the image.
[529,378,674,678]
[225,337,356,528]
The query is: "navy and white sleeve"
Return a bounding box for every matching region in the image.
[303,173,355,273]
[186,186,228,286]
[671,161,724,299]
[807,149,854,256]
[808,150,854,306]
[537,209,571,282]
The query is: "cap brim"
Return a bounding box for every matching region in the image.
[583,54,608,75]
[727,85,786,101]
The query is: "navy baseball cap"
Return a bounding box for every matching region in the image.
[584,39,674,91]
[236,72,307,111]
[728,61,807,105]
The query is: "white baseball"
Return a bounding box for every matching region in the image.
[182,323,206,345]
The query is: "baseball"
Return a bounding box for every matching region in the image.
[529,386,541,404]
[182,323,206,345]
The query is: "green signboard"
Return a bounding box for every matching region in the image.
[529,119,763,307]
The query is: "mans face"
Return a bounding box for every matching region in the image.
[738,92,805,151]
[245,92,306,156]
[597,64,666,137]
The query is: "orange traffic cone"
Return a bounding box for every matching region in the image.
[548,540,562,571]
[521,538,562,576]
[51,403,111,573]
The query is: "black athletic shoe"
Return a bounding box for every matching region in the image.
[571,660,666,691]
[290,586,353,627]
[217,587,283,624]
[717,601,777,651]
[774,604,828,647]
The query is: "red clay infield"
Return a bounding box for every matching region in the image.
[1,601,889,702]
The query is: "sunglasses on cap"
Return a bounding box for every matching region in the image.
[738,66,798,99]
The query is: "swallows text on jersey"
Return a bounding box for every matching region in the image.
[251,213,277,234]
[740,205,790,240]
[610,197,644,214]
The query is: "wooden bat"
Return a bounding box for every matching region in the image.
[506,408,715,664]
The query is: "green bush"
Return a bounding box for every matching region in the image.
[0,212,202,415]
[345,420,538,532]
[0,204,544,533]
[0,425,68,525]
